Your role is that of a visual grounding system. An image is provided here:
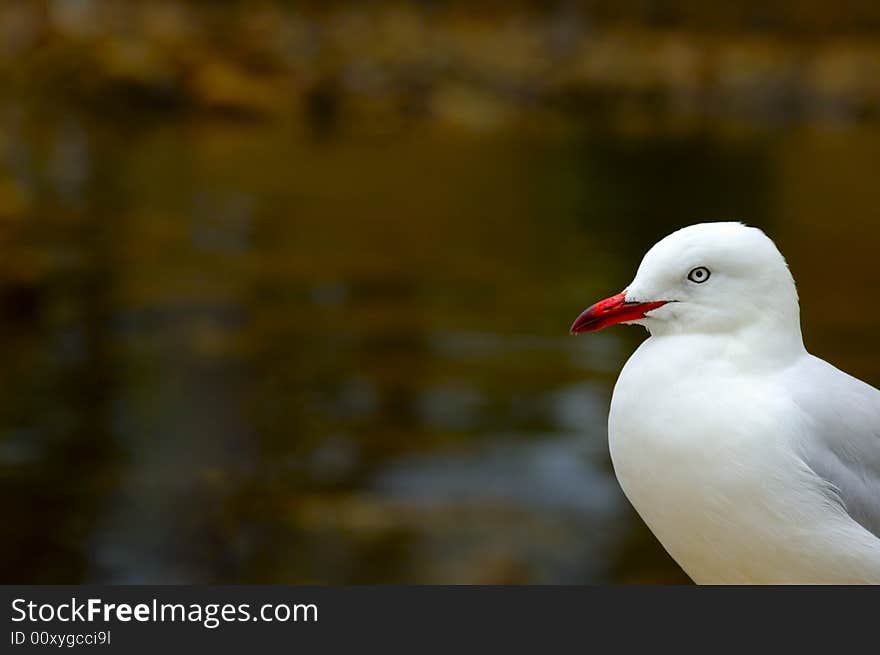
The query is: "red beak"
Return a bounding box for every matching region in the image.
[570,292,667,334]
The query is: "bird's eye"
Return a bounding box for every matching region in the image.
[687,266,711,283]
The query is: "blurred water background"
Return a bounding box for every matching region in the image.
[2,1,880,583]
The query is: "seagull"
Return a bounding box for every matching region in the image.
[570,222,880,584]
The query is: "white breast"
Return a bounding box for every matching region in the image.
[608,334,880,584]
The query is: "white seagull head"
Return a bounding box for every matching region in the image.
[571,222,803,344]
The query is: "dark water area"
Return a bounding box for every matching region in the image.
[1,106,880,583]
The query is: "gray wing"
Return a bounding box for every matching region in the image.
[790,355,880,538]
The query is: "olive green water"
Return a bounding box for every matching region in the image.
[1,111,879,583]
